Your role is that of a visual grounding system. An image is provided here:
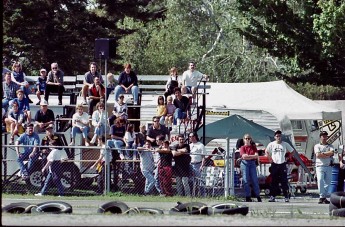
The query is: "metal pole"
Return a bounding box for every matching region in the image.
[104,59,109,194]
[224,137,229,197]
[202,80,206,145]
[230,148,235,196]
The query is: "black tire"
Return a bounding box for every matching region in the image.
[60,162,81,190]
[169,202,208,215]
[330,191,345,209]
[97,201,129,214]
[207,203,249,216]
[2,202,34,214]
[329,203,339,213]
[31,201,73,214]
[124,207,164,215]
[330,208,345,217]
[25,164,43,189]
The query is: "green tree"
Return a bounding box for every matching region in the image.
[235,0,345,87]
[3,0,164,75]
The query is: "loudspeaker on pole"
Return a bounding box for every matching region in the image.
[94,38,116,59]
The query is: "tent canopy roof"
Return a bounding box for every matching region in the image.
[206,80,341,121]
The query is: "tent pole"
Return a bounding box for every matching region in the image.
[224,138,229,197]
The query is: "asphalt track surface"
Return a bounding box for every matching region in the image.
[2,193,345,226]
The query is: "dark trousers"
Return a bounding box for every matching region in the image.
[270,162,289,198]
[88,99,104,116]
[338,166,345,191]
[111,150,120,191]
[44,84,64,102]
[158,165,173,196]
[97,163,105,193]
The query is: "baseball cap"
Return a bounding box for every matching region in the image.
[45,124,54,130]
[26,123,34,128]
[40,68,47,72]
[40,100,48,106]
[319,131,328,137]
[274,130,282,136]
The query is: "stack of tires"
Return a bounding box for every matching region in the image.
[329,191,345,217]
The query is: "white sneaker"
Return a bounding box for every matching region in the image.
[35,193,43,196]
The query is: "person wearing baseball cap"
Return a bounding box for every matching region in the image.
[35,69,48,105]
[314,131,334,204]
[265,130,297,202]
[33,100,55,133]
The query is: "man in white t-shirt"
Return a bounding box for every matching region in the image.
[314,131,334,204]
[181,61,208,101]
[265,130,296,202]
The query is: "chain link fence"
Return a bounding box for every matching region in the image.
[2,143,238,197]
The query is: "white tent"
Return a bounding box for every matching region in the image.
[206,80,341,121]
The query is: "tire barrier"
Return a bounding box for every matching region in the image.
[329,191,345,217]
[97,201,129,214]
[169,202,208,215]
[2,202,35,214]
[30,201,73,214]
[207,203,249,216]
[124,207,164,215]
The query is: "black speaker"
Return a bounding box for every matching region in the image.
[94,38,116,59]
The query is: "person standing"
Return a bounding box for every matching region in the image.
[172,134,192,196]
[137,140,162,196]
[338,146,345,192]
[181,61,208,101]
[265,130,296,202]
[34,140,67,197]
[239,133,262,202]
[15,123,40,179]
[45,62,64,105]
[314,131,334,204]
[82,62,103,105]
[156,140,173,197]
[189,132,207,196]
[114,63,139,105]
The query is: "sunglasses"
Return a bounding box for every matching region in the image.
[52,67,58,69]
[244,138,251,140]
[153,120,158,123]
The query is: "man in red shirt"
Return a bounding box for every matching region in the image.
[88,77,105,116]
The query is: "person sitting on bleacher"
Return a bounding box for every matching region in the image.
[81,62,103,105]
[146,116,170,147]
[45,62,64,105]
[33,100,55,133]
[10,61,33,103]
[90,102,107,146]
[114,63,139,105]
[173,87,190,132]
[4,101,25,145]
[164,67,182,103]
[106,72,117,101]
[35,68,47,105]
[70,103,91,146]
[10,89,31,124]
[108,94,128,127]
[88,76,105,116]
[2,72,19,112]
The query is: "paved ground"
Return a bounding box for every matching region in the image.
[2,191,344,226]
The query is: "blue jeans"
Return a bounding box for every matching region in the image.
[190,163,205,196]
[2,98,11,112]
[71,126,90,139]
[154,165,162,193]
[173,108,187,125]
[17,151,40,176]
[114,85,139,103]
[125,141,137,160]
[316,165,332,198]
[142,170,156,194]
[107,139,125,156]
[94,125,106,137]
[176,176,191,196]
[240,160,260,198]
[40,161,64,196]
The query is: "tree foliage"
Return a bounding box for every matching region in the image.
[3,0,164,75]
[235,0,345,87]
